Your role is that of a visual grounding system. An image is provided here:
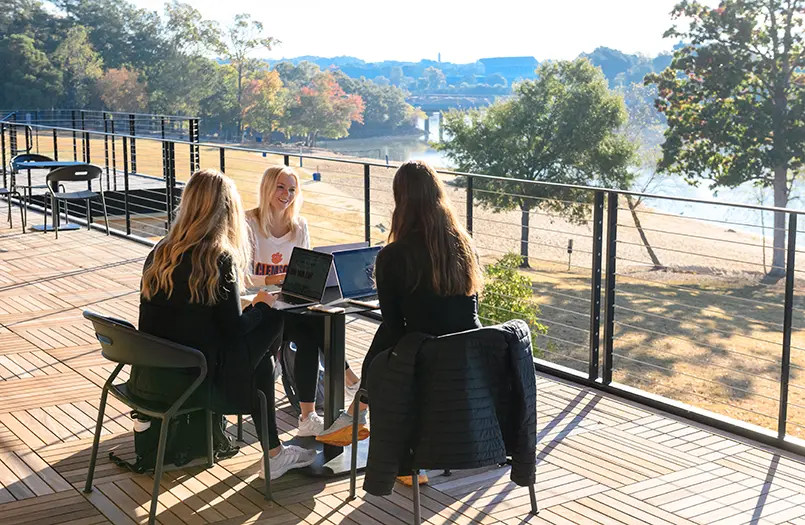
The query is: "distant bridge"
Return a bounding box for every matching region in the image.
[406,94,513,113]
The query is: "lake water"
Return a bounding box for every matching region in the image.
[321,114,804,242]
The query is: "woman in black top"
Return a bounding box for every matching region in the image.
[318,160,484,452]
[130,169,317,480]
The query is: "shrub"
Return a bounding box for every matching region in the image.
[479,253,548,356]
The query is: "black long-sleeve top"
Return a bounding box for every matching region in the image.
[128,248,273,406]
[375,237,481,343]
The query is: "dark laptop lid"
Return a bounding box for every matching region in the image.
[282,247,333,301]
[333,246,381,299]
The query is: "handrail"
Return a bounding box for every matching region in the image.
[6,120,805,217]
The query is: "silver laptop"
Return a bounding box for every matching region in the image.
[271,247,333,310]
[333,246,382,308]
[314,241,370,288]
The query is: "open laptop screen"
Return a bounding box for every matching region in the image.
[333,246,381,299]
[282,248,333,300]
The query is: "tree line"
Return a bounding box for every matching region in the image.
[0,0,420,143]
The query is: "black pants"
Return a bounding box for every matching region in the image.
[246,308,284,450]
[360,322,398,387]
[283,311,350,405]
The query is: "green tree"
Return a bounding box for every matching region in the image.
[53,26,103,108]
[424,66,446,90]
[331,71,419,136]
[646,0,805,276]
[439,58,635,267]
[241,69,286,135]
[0,33,62,108]
[275,61,321,87]
[479,253,547,354]
[220,13,279,135]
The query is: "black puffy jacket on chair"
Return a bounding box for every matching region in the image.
[363,320,537,496]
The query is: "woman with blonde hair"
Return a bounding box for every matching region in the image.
[246,165,360,437]
[131,168,316,480]
[318,160,484,485]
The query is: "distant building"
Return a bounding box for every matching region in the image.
[479,57,539,82]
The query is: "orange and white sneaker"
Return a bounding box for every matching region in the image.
[316,409,369,446]
[397,472,429,486]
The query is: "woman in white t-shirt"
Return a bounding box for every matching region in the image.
[246,165,360,437]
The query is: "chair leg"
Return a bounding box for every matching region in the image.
[83,386,109,493]
[17,193,24,231]
[100,193,109,235]
[5,193,10,227]
[205,410,214,468]
[237,415,243,442]
[257,389,272,502]
[53,196,59,239]
[529,484,539,515]
[148,416,172,525]
[42,191,47,234]
[348,394,360,501]
[85,198,91,230]
[412,469,421,525]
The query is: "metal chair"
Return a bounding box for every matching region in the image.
[10,153,52,227]
[82,311,275,525]
[0,183,24,232]
[45,164,109,239]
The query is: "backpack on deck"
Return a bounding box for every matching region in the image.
[277,341,325,416]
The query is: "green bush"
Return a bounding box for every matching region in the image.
[478,253,548,357]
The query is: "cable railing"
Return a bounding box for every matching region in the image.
[2,118,805,458]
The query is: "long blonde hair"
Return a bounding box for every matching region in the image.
[141,169,250,305]
[247,165,303,239]
[390,160,483,296]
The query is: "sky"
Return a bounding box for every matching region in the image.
[130,0,719,63]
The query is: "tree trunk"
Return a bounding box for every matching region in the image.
[520,202,530,268]
[770,165,789,277]
[626,194,663,269]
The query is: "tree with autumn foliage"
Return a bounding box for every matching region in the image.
[96,67,148,112]
[241,69,285,135]
[283,72,364,146]
[646,0,805,276]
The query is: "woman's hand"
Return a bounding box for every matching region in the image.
[264,273,285,286]
[252,289,276,307]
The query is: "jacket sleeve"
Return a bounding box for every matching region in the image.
[213,256,273,339]
[506,321,538,487]
[375,246,406,341]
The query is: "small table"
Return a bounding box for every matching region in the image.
[243,286,379,476]
[13,161,87,232]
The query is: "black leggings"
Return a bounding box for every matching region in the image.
[282,312,351,404]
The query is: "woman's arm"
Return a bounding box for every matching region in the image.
[375,246,405,340]
[213,257,273,337]
[299,217,311,249]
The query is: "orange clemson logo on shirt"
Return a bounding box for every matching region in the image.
[271,252,283,264]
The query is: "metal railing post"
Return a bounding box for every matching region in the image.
[1,124,6,189]
[602,192,619,385]
[364,164,371,242]
[24,125,31,153]
[466,175,474,235]
[219,147,226,173]
[110,119,117,191]
[129,114,137,174]
[283,154,290,167]
[52,128,58,161]
[168,141,177,225]
[72,110,78,160]
[778,213,797,440]
[589,191,605,381]
[123,136,131,235]
[80,110,87,162]
[103,112,110,188]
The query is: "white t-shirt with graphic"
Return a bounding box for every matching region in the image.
[248,215,310,277]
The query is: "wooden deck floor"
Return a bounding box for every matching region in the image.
[2,217,805,525]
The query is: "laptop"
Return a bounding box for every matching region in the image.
[314,241,370,288]
[271,247,333,310]
[333,246,382,308]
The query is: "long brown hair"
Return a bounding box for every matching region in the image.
[389,160,483,296]
[246,165,303,239]
[141,169,250,305]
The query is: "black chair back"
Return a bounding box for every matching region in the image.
[11,153,53,171]
[46,164,103,192]
[82,310,207,376]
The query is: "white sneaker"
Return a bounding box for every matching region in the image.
[259,445,317,480]
[297,412,325,437]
